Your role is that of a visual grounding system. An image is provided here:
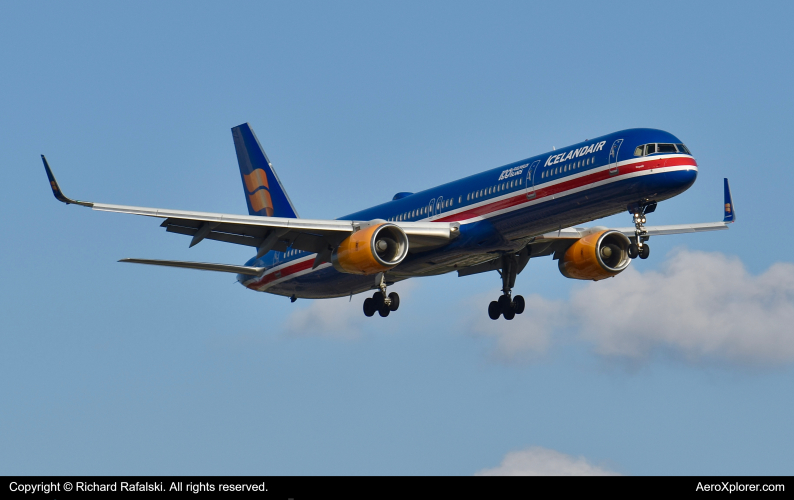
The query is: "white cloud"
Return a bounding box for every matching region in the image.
[572,249,794,365]
[476,447,619,476]
[283,281,416,339]
[283,296,367,339]
[465,249,794,365]
[465,293,564,361]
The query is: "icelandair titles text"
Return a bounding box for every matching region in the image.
[544,141,606,167]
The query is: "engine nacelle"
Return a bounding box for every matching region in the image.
[332,222,409,275]
[558,229,631,281]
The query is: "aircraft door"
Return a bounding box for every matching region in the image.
[608,138,624,176]
[525,160,541,199]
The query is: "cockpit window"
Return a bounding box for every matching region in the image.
[636,142,692,157]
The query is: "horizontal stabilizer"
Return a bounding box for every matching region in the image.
[119,258,265,276]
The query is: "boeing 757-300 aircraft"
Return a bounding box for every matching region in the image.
[42,123,735,320]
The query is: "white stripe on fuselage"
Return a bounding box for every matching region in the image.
[248,154,695,291]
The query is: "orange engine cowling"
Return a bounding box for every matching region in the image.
[331,223,409,275]
[558,229,631,281]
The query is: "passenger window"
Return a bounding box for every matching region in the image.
[657,143,677,153]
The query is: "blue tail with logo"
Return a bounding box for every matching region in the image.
[232,123,300,218]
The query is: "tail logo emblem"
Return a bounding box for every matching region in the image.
[244,168,274,216]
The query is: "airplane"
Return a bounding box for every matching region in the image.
[41,123,735,320]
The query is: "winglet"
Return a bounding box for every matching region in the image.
[723,178,736,223]
[41,155,93,207]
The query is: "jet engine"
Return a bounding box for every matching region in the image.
[558,229,631,281]
[332,222,409,275]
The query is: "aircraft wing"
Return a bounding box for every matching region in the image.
[530,177,735,255]
[458,179,735,277]
[535,221,729,242]
[41,156,459,259]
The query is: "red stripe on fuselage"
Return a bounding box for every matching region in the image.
[435,156,697,222]
[245,258,315,290]
[246,156,696,288]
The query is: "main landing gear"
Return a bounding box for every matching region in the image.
[488,253,526,320]
[627,201,656,260]
[363,272,400,318]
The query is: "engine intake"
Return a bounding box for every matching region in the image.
[558,229,631,281]
[332,222,409,275]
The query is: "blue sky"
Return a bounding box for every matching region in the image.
[2,1,793,475]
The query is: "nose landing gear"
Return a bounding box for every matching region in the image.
[627,201,656,260]
[363,272,400,317]
[487,253,526,320]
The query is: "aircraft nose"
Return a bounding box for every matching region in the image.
[664,165,698,192]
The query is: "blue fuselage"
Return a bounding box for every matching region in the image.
[240,128,697,298]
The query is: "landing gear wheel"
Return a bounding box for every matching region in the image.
[363,298,376,317]
[372,292,384,309]
[503,308,516,320]
[639,244,650,259]
[388,292,400,311]
[378,304,391,317]
[498,294,512,312]
[628,243,639,259]
[513,295,525,315]
[488,301,501,320]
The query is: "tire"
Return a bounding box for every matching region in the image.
[513,295,525,315]
[363,298,376,317]
[639,244,650,259]
[372,292,384,308]
[503,308,516,320]
[628,243,639,259]
[378,304,390,317]
[388,292,400,311]
[488,301,501,320]
[498,294,512,313]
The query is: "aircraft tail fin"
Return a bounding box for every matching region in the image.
[232,123,299,218]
